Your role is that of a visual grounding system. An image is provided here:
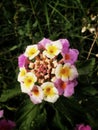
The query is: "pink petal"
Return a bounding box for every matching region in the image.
[38,38,52,50]
[0,119,16,130]
[60,39,70,54]
[54,79,64,95]
[18,54,29,68]
[63,80,78,97]
[0,110,4,118]
[75,124,92,130]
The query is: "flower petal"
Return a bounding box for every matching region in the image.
[38,38,52,50]
[0,110,4,118]
[18,54,29,68]
[60,39,70,54]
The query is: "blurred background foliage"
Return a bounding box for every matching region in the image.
[0,0,98,130]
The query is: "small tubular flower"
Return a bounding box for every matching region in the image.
[24,45,39,60]
[20,72,37,93]
[29,85,44,104]
[54,79,67,95]
[55,63,78,82]
[43,40,62,58]
[54,79,78,97]
[62,49,79,64]
[41,82,59,103]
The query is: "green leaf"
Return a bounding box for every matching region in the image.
[86,113,98,128]
[0,86,21,102]
[9,45,18,51]
[77,58,95,76]
[53,109,68,130]
[54,96,87,126]
[83,86,98,96]
[31,108,47,130]
[16,98,40,130]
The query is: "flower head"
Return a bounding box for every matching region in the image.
[18,38,79,104]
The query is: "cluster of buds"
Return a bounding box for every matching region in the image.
[81,13,98,34]
[18,38,79,104]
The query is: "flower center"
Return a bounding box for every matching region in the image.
[29,53,57,84]
[24,77,34,88]
[47,45,58,55]
[60,67,70,76]
[32,87,39,96]
[61,82,66,89]
[65,54,70,60]
[44,87,54,96]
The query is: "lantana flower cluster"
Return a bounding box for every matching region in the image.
[18,38,79,104]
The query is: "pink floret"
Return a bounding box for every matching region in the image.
[0,119,16,130]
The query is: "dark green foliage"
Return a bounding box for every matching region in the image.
[0,0,98,130]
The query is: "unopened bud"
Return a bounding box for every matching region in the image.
[96,54,98,58]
